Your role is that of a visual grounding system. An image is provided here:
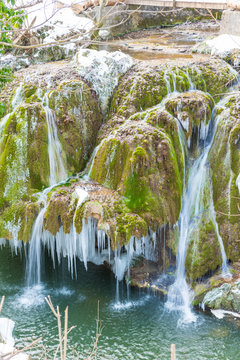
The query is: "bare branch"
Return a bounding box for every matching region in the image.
[2,338,42,360]
[0,296,5,313]
[216,210,240,217]
[86,301,103,360]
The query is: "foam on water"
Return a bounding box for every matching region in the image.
[111,295,151,311]
[15,284,46,308]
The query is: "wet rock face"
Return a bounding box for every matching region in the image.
[165,90,214,150]
[0,61,102,242]
[49,80,102,173]
[109,59,236,119]
[200,278,240,314]
[89,116,183,229]
[42,180,149,248]
[209,95,240,261]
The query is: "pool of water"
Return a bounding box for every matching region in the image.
[0,245,240,360]
[96,31,200,61]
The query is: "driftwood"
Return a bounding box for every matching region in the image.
[57,0,126,14]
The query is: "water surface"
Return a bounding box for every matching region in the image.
[0,245,240,359]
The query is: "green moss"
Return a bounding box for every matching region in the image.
[48,80,102,174]
[44,189,73,235]
[115,213,148,247]
[91,118,183,229]
[23,84,37,99]
[185,217,222,280]
[18,202,40,242]
[109,60,234,122]
[90,138,128,190]
[74,202,86,234]
[0,200,39,242]
[209,95,240,261]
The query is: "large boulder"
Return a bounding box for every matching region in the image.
[165,90,214,150]
[89,110,184,230]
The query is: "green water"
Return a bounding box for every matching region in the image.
[0,245,240,360]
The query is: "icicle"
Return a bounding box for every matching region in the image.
[236,173,240,194]
[0,239,6,248]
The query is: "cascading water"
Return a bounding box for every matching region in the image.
[166,98,231,324]
[44,95,67,186]
[26,94,68,286]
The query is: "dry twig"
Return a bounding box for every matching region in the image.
[0,296,5,314]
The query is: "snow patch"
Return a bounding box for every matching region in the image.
[211,309,240,319]
[206,34,240,56]
[75,49,133,114]
[0,318,29,359]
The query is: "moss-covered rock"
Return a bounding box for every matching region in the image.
[90,116,183,229]
[48,80,102,174]
[201,280,240,313]
[165,90,214,151]
[0,61,103,242]
[109,59,236,119]
[0,199,39,242]
[185,216,222,280]
[0,103,49,202]
[41,181,149,249]
[209,93,240,262]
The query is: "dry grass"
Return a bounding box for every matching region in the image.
[0,296,103,360]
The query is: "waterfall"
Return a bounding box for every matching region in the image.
[26,94,68,286]
[166,99,231,324]
[26,192,47,286]
[44,95,67,186]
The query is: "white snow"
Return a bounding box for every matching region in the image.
[75,49,133,114]
[0,317,29,359]
[0,318,15,347]
[72,187,90,210]
[16,0,93,44]
[206,34,240,56]
[211,309,240,319]
[236,173,240,194]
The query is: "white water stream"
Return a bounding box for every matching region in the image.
[166,99,232,324]
[26,94,68,286]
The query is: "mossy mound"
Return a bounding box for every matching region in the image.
[185,216,222,280]
[209,93,240,262]
[90,115,183,229]
[48,80,102,174]
[42,181,148,249]
[109,59,236,119]
[0,100,49,241]
[0,61,102,242]
[165,90,214,150]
